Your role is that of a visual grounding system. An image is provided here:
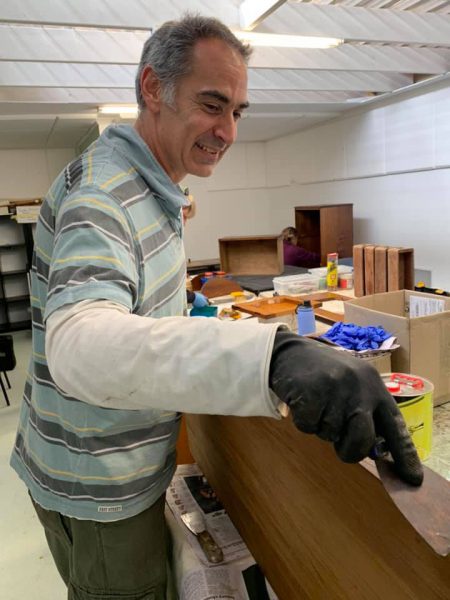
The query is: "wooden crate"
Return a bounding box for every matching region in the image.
[218,235,283,276]
[353,244,414,297]
[388,247,415,291]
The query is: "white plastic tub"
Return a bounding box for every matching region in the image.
[308,265,353,277]
[273,274,320,295]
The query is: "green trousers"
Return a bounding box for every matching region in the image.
[31,494,173,600]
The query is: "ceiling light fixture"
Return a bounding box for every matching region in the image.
[233,31,343,49]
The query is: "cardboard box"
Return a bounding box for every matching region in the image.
[308,333,392,375]
[362,352,391,375]
[345,290,450,406]
[219,235,283,276]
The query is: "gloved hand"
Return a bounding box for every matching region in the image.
[269,330,423,486]
[192,292,209,308]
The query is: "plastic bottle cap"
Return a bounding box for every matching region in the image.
[303,300,312,308]
[385,381,401,394]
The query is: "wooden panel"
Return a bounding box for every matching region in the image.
[295,204,353,266]
[294,209,320,256]
[363,245,375,296]
[200,278,243,299]
[232,295,300,318]
[321,204,353,260]
[388,248,401,291]
[403,248,415,289]
[233,292,350,319]
[353,244,365,297]
[219,236,283,276]
[374,246,388,294]
[388,248,414,291]
[313,307,344,322]
[175,415,195,465]
[187,414,450,600]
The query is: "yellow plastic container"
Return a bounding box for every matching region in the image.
[326,252,338,291]
[382,373,433,461]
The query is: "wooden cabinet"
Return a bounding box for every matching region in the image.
[295,204,353,265]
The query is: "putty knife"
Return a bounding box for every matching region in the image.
[180,510,224,563]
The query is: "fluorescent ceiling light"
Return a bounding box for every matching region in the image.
[99,105,138,116]
[234,31,343,49]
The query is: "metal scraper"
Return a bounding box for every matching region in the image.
[180,510,224,563]
[371,456,450,557]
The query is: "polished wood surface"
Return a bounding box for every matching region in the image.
[374,246,388,293]
[187,413,450,600]
[200,277,243,299]
[353,243,365,297]
[363,244,375,296]
[232,295,300,318]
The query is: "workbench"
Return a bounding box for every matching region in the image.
[182,289,450,599]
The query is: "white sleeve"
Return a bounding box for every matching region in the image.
[46,300,284,417]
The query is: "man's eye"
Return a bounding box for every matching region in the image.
[233,111,242,121]
[204,103,220,113]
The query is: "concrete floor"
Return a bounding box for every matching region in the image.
[0,330,66,600]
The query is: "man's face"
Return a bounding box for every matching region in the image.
[142,38,249,183]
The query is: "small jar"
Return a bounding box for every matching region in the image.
[339,273,354,290]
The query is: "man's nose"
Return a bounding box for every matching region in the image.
[213,112,238,146]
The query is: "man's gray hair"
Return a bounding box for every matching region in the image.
[135,13,252,110]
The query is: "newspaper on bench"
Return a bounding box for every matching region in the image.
[166,464,278,600]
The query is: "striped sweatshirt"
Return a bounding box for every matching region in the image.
[10,125,189,519]
[10,124,281,521]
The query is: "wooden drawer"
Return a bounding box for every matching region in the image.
[219,235,284,275]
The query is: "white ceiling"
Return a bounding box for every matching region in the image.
[0,0,450,149]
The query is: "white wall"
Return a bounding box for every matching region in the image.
[3,82,448,290]
[0,148,75,199]
[182,141,274,261]
[264,81,450,289]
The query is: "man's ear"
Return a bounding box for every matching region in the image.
[140,65,162,113]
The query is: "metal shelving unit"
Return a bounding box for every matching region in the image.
[0,215,32,332]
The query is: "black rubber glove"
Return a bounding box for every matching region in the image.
[269,330,423,486]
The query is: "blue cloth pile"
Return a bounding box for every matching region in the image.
[321,322,392,351]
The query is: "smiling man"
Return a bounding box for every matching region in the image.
[11,13,422,600]
[135,35,250,180]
